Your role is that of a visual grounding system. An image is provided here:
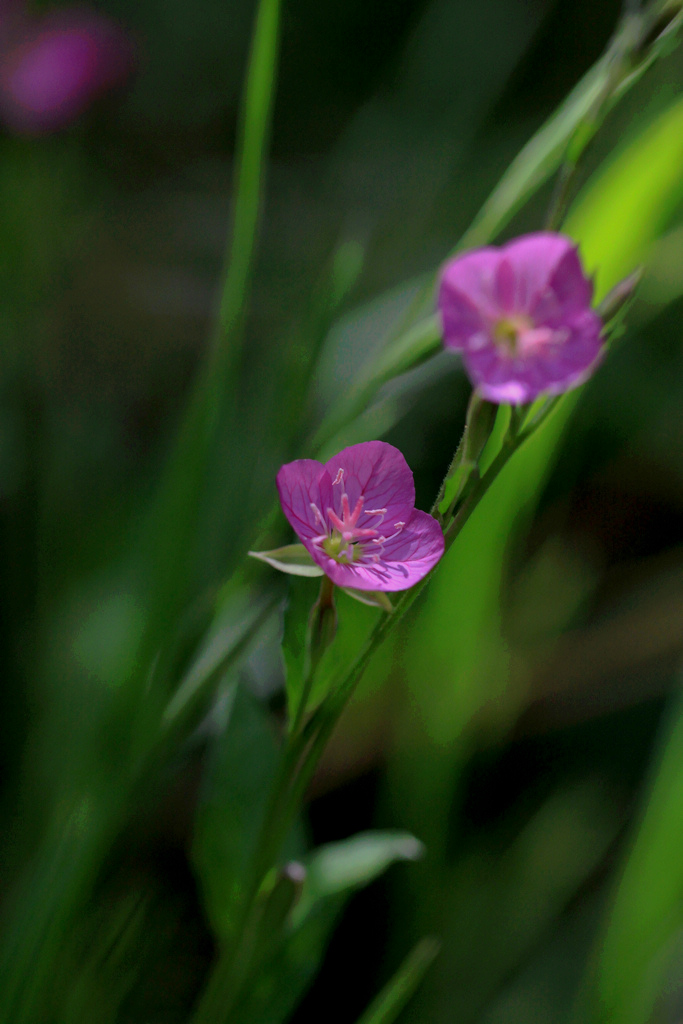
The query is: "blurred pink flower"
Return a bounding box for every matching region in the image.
[438,232,603,404]
[0,3,133,134]
[276,441,444,591]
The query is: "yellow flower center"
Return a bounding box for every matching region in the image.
[322,532,359,563]
[493,314,533,354]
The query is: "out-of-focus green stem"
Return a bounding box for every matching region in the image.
[290,575,336,736]
[544,7,641,230]
[355,937,441,1024]
[212,0,282,375]
[133,0,283,707]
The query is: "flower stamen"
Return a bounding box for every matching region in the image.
[310,502,326,529]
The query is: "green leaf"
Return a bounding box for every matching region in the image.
[590,689,683,1024]
[233,896,345,1024]
[282,580,382,724]
[565,93,683,298]
[458,57,609,252]
[191,682,280,942]
[341,587,394,613]
[232,831,424,1024]
[355,937,440,1024]
[294,830,424,924]
[248,544,324,577]
[162,589,276,733]
[132,0,284,697]
[359,314,442,394]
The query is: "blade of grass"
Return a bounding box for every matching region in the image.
[586,687,683,1024]
[133,0,283,707]
[355,938,441,1024]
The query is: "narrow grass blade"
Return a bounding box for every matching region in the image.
[355,937,440,1024]
[135,0,284,701]
[588,689,683,1024]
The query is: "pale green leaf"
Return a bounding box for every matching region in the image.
[294,830,424,924]
[248,544,324,577]
[341,587,394,613]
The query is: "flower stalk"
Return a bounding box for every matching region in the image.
[289,575,337,736]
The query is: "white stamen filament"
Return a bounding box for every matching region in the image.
[310,502,326,529]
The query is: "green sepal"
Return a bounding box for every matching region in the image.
[248,543,325,577]
[596,266,643,326]
[341,587,394,613]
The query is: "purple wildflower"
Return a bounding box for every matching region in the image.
[0,5,133,134]
[438,232,603,404]
[276,441,444,592]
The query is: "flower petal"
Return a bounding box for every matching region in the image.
[276,459,333,543]
[500,232,579,314]
[324,441,415,531]
[438,232,603,403]
[379,509,445,576]
[438,247,500,351]
[531,247,594,327]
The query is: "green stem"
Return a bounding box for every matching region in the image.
[543,3,663,231]
[212,0,282,374]
[290,575,336,736]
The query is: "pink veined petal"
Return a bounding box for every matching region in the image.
[500,232,579,314]
[311,510,444,592]
[541,312,604,392]
[319,555,417,591]
[322,559,410,591]
[324,441,415,531]
[376,509,445,577]
[276,459,333,544]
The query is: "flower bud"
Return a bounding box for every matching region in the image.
[596,267,642,324]
[308,576,337,669]
[463,391,498,464]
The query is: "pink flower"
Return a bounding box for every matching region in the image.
[276,441,444,592]
[0,5,133,134]
[437,232,603,404]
